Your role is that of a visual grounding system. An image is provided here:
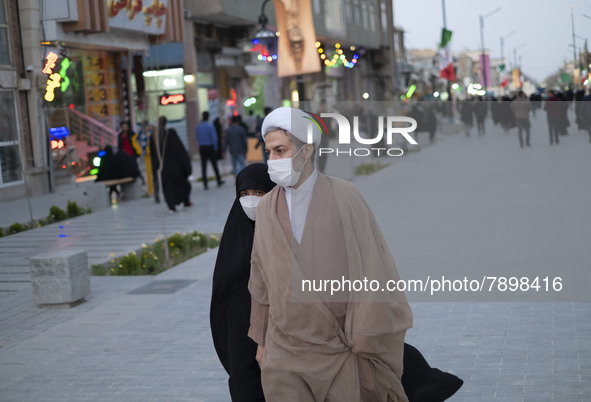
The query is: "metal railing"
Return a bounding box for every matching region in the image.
[48,108,119,178]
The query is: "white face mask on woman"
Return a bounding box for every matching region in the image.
[239,196,261,221]
[267,146,306,187]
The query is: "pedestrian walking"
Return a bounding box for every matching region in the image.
[210,163,275,402]
[225,115,248,176]
[544,91,561,145]
[210,162,463,402]
[582,88,591,143]
[196,111,224,189]
[474,97,488,135]
[511,91,532,148]
[555,91,570,136]
[150,116,193,213]
[460,100,473,136]
[248,107,413,400]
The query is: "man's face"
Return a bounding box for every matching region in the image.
[121,123,128,131]
[264,130,295,160]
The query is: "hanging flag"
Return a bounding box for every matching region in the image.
[439,28,456,81]
[498,64,508,88]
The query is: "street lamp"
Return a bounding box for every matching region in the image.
[513,44,526,69]
[479,7,501,91]
[500,30,516,65]
[255,0,275,41]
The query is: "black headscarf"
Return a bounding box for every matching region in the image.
[210,163,275,402]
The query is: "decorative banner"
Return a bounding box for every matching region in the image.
[273,0,321,77]
[479,54,491,88]
[512,68,521,88]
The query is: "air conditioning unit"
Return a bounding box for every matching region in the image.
[42,0,79,22]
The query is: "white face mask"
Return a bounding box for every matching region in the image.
[239,196,261,221]
[267,146,306,187]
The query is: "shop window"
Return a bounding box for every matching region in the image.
[0,91,22,185]
[0,0,10,65]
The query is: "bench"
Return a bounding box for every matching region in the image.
[101,177,142,203]
[30,249,90,307]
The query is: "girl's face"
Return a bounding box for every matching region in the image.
[239,189,266,198]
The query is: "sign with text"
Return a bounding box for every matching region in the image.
[107,0,168,35]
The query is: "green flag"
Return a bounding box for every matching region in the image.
[440,28,453,48]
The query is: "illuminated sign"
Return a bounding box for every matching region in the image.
[59,58,71,92]
[43,52,71,102]
[160,93,185,105]
[49,127,70,139]
[51,140,65,149]
[45,73,61,102]
[42,52,58,74]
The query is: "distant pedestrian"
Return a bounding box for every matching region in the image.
[529,93,542,118]
[117,121,140,158]
[96,145,141,203]
[95,145,122,202]
[582,88,591,143]
[474,97,488,135]
[245,110,258,137]
[499,95,516,133]
[555,91,570,136]
[118,121,145,185]
[213,117,224,160]
[544,91,561,145]
[151,116,193,213]
[196,111,224,190]
[511,91,532,148]
[225,115,248,176]
[459,100,473,136]
[255,107,272,163]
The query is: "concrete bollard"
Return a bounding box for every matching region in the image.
[30,249,90,307]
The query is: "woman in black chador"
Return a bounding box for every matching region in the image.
[210,163,463,402]
[210,163,274,402]
[150,116,192,213]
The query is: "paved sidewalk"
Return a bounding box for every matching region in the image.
[1,111,590,401]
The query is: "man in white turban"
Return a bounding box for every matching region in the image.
[248,107,413,401]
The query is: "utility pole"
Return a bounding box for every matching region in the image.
[571,5,577,67]
[479,7,501,92]
[441,0,453,112]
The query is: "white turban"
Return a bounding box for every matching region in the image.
[261,107,322,147]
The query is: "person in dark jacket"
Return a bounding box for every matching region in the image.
[225,115,248,176]
[196,111,224,189]
[150,116,193,213]
[544,91,562,145]
[459,100,473,136]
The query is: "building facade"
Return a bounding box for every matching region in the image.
[0,0,183,202]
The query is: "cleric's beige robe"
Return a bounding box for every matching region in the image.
[248,174,412,401]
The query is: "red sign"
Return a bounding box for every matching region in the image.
[160,94,185,105]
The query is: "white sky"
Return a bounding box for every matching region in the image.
[393,0,591,82]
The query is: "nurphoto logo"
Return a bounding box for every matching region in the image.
[306,112,418,157]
